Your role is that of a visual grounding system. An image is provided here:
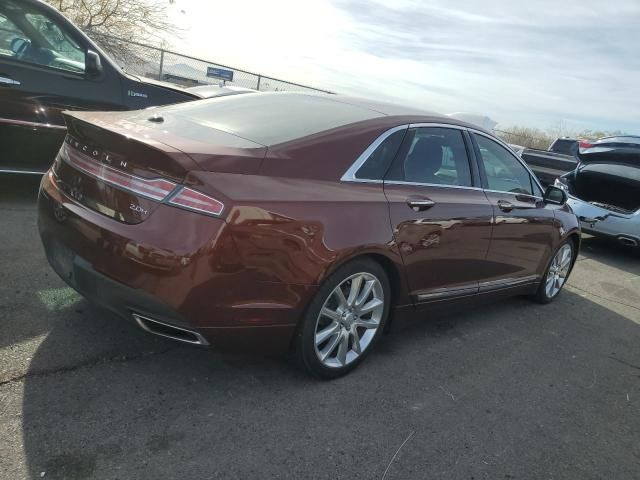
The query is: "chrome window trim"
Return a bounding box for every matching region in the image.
[0,117,67,130]
[483,189,543,201]
[408,122,468,130]
[340,121,546,197]
[384,180,483,191]
[340,125,408,182]
[469,128,546,194]
[0,168,47,175]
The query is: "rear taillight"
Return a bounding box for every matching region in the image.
[168,187,225,216]
[61,144,225,217]
[579,140,594,150]
[61,144,177,201]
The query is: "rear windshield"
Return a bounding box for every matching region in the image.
[550,139,577,155]
[156,93,381,146]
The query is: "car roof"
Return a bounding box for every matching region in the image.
[597,135,640,143]
[155,92,476,146]
[325,94,437,117]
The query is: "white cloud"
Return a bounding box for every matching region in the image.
[167,0,640,132]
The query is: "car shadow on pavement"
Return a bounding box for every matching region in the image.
[1,175,42,203]
[0,176,50,349]
[3,177,639,479]
[15,288,640,480]
[578,235,640,274]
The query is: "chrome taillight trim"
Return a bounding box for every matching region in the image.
[61,144,225,217]
[61,144,177,201]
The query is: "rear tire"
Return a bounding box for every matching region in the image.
[534,240,575,304]
[295,258,391,379]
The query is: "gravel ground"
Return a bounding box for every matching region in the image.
[1,176,639,480]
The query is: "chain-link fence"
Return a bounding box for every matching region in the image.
[89,35,569,150]
[94,34,332,94]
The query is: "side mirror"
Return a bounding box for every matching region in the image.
[85,50,103,78]
[543,185,568,205]
[10,37,29,55]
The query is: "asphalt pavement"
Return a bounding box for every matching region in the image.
[1,176,639,480]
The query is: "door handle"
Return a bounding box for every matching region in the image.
[407,198,435,211]
[515,194,537,204]
[497,200,514,212]
[0,76,21,86]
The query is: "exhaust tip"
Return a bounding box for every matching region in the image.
[133,313,209,346]
[617,236,639,248]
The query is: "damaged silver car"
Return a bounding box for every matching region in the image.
[555,136,640,248]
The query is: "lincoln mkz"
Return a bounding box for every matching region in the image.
[38,93,580,377]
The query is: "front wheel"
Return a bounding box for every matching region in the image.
[295,259,391,379]
[534,241,575,304]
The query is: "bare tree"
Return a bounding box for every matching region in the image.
[44,0,181,67]
[496,125,628,149]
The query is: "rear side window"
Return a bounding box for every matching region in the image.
[355,129,406,180]
[386,127,473,187]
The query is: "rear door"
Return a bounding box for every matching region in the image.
[0,0,123,173]
[383,125,494,303]
[471,132,557,285]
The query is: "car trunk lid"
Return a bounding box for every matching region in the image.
[571,163,640,213]
[54,111,265,224]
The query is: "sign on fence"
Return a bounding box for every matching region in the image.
[206,67,234,82]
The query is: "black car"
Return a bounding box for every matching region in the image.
[0,0,200,174]
[548,137,579,157]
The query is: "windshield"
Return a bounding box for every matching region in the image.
[24,12,84,64]
[0,0,85,73]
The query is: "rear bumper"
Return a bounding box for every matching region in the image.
[38,172,314,354]
[567,197,640,244]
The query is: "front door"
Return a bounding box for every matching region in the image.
[471,132,557,284]
[384,126,494,303]
[0,0,122,173]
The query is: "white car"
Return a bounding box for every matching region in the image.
[555,136,640,248]
[186,84,256,99]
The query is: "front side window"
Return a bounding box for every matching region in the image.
[387,127,473,187]
[0,11,26,58]
[474,134,535,195]
[0,0,85,74]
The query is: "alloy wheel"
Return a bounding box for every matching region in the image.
[314,272,384,368]
[545,243,573,298]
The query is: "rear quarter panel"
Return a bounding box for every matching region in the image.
[188,170,411,306]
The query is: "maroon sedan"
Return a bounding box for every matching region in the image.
[38,93,580,378]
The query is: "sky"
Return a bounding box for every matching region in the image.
[166,0,640,133]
